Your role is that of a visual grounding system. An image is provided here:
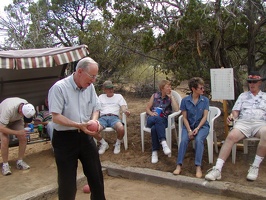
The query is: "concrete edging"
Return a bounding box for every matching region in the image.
[102,161,266,200]
[11,161,266,200]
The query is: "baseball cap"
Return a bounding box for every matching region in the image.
[22,103,36,123]
[102,80,114,88]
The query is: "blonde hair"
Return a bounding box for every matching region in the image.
[158,80,171,91]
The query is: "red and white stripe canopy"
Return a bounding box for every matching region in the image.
[0,45,89,69]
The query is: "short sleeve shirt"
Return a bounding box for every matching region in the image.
[99,94,127,116]
[48,74,101,131]
[180,94,209,129]
[0,97,28,126]
[232,91,266,121]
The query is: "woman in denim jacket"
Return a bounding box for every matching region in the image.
[173,77,209,178]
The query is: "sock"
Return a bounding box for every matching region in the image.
[152,151,158,155]
[252,155,264,168]
[3,162,9,167]
[215,158,225,172]
[116,139,122,144]
[161,140,167,148]
[99,138,106,144]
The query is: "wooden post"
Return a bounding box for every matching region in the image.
[223,100,229,136]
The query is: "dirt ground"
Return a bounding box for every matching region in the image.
[0,84,265,199]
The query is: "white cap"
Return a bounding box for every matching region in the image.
[22,103,36,120]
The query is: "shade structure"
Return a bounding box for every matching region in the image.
[0,45,90,106]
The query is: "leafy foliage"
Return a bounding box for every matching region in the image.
[0,0,265,97]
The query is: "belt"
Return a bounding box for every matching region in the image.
[55,129,81,133]
[101,114,119,118]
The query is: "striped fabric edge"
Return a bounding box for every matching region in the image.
[0,45,89,69]
[0,58,15,69]
[54,47,89,65]
[16,56,54,69]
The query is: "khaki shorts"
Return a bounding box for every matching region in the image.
[7,120,24,130]
[233,119,266,138]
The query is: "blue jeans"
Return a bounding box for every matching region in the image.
[146,116,168,151]
[177,124,210,166]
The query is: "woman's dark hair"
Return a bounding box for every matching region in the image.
[188,77,204,91]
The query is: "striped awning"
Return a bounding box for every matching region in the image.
[0,45,89,70]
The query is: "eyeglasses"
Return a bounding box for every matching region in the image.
[197,87,204,90]
[83,70,99,79]
[247,80,259,84]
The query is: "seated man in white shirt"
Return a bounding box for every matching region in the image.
[95,80,130,154]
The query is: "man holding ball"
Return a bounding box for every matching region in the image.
[48,57,105,200]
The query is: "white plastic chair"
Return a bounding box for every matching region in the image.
[96,113,128,150]
[140,90,182,157]
[178,106,221,164]
[231,137,260,164]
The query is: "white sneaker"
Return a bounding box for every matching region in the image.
[162,145,171,155]
[2,164,12,176]
[247,165,259,181]
[98,142,109,155]
[16,160,30,170]
[151,151,158,164]
[205,167,221,181]
[114,143,121,154]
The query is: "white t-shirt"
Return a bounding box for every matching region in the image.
[99,94,127,116]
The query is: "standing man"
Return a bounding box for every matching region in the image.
[48,57,105,200]
[0,98,36,176]
[205,71,266,181]
[95,80,130,155]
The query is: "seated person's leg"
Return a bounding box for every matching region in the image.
[111,118,123,154]
[97,117,109,155]
[205,128,245,181]
[247,126,266,181]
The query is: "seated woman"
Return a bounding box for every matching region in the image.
[145,80,180,164]
[173,77,209,178]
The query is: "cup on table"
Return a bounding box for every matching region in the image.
[155,107,163,115]
[24,127,31,133]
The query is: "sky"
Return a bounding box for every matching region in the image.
[0,0,13,15]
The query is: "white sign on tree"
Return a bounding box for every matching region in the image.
[210,68,235,100]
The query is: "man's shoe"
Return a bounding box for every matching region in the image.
[114,143,121,154]
[98,142,109,155]
[205,167,221,181]
[162,145,171,155]
[151,151,158,164]
[173,165,181,175]
[2,164,12,176]
[16,161,30,170]
[247,165,259,181]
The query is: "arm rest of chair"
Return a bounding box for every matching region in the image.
[140,112,147,129]
[122,112,127,125]
[167,110,181,129]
